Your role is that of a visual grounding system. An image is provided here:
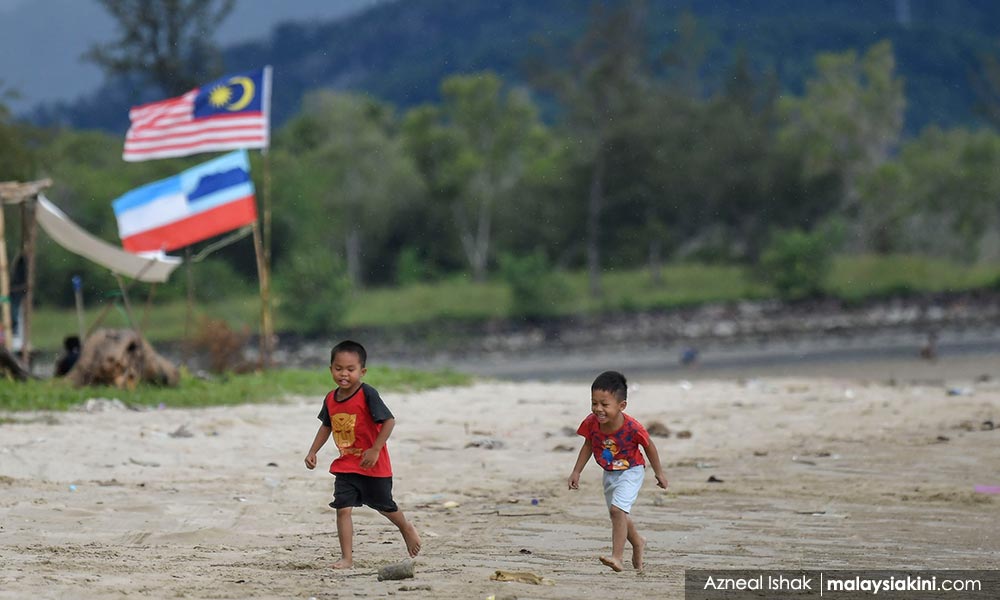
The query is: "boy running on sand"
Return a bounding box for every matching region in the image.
[568,370,668,572]
[305,340,421,568]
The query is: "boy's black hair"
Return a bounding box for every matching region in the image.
[592,370,627,401]
[331,340,367,367]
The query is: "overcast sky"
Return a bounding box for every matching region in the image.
[0,0,383,113]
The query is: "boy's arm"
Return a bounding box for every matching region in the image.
[304,424,332,470]
[360,418,395,469]
[642,439,669,489]
[568,440,591,489]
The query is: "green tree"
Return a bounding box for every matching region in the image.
[402,72,550,282]
[0,83,36,182]
[858,127,1000,260]
[276,91,423,287]
[778,41,905,214]
[971,53,1000,129]
[530,0,652,296]
[86,0,235,95]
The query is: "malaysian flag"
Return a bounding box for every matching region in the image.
[123,67,271,162]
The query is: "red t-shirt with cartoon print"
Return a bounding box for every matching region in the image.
[317,383,394,477]
[577,413,650,471]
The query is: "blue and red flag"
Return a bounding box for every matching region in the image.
[112,150,257,253]
[123,67,271,162]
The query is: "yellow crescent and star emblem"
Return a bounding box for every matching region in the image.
[207,76,255,111]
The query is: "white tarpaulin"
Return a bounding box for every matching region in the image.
[36,194,181,283]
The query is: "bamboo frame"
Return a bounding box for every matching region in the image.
[0,179,51,361]
[0,200,10,349]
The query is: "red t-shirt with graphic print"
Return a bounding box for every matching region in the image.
[577,413,650,471]
[318,383,393,477]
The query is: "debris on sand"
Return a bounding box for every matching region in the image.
[490,570,553,585]
[646,421,670,437]
[168,425,194,438]
[465,438,506,450]
[377,558,414,581]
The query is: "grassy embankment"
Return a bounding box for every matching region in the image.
[29,255,1000,351]
[0,366,471,413]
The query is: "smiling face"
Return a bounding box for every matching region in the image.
[330,350,366,396]
[591,389,626,428]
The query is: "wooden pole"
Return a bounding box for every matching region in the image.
[142,283,157,333]
[257,149,274,368]
[20,197,38,366]
[113,273,143,340]
[183,247,194,364]
[251,220,272,368]
[86,260,157,337]
[0,202,11,350]
[72,275,85,342]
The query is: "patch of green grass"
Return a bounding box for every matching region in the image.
[341,275,510,327]
[563,265,771,313]
[825,254,1000,302]
[0,367,471,413]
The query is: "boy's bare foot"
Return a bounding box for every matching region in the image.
[331,558,353,569]
[632,537,646,571]
[402,521,422,557]
[599,556,624,572]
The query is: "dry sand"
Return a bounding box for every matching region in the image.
[1,370,998,599]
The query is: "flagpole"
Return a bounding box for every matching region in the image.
[183,247,194,365]
[261,149,274,368]
[0,201,11,349]
[251,219,272,368]
[257,65,274,369]
[20,196,38,366]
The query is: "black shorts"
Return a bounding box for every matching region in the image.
[330,473,398,513]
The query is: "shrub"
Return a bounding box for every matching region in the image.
[396,246,432,285]
[758,228,834,300]
[276,252,352,335]
[498,250,566,320]
[189,317,251,373]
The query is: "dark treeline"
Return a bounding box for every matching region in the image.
[3,1,1000,332]
[28,0,1000,134]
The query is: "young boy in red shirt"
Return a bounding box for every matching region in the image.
[305,340,420,569]
[568,370,668,572]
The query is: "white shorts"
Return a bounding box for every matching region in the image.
[602,465,644,513]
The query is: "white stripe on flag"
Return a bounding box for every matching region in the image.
[116,192,189,237]
[125,116,266,140]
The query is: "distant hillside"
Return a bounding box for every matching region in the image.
[28,0,1000,135]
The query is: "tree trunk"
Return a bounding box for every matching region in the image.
[471,194,493,283]
[455,191,493,283]
[346,227,362,287]
[586,149,606,297]
[648,237,663,286]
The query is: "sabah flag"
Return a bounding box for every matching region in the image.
[112,150,257,253]
[123,67,271,161]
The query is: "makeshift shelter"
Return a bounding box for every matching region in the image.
[1,179,181,381]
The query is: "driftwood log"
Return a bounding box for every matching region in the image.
[67,328,179,389]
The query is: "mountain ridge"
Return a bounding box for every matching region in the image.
[23,0,1000,135]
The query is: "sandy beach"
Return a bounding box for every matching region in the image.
[1,369,998,599]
